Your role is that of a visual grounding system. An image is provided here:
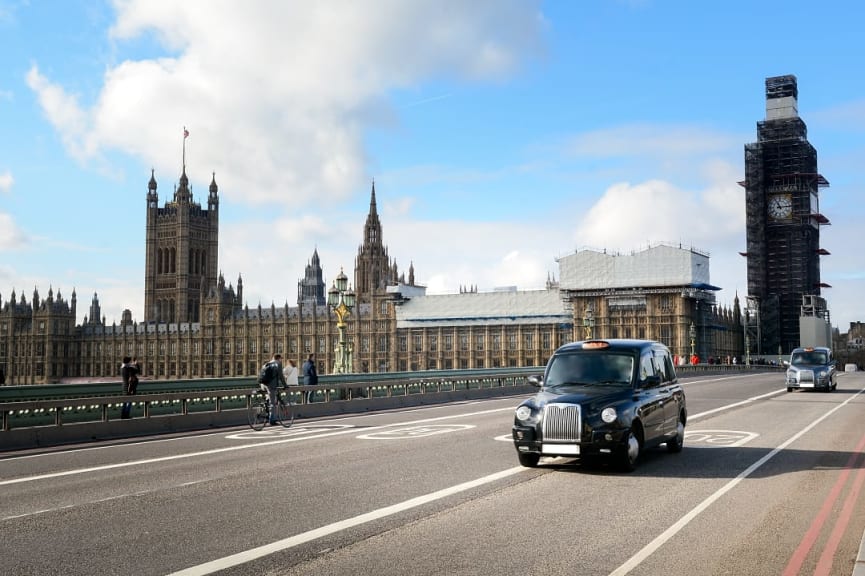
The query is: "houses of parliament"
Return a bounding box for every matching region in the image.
[7,74,841,386]
[0,161,744,386]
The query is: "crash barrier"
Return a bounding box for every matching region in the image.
[0,364,780,450]
[0,368,539,450]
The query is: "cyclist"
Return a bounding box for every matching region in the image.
[259,353,287,425]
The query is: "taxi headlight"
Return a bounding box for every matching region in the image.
[601,407,617,423]
[515,405,533,421]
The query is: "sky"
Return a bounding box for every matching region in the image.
[1,0,863,332]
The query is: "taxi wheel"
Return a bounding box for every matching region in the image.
[618,427,641,472]
[667,418,684,453]
[518,452,540,468]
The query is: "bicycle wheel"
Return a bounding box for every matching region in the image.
[275,392,294,428]
[247,392,269,431]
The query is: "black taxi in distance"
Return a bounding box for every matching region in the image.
[512,339,686,472]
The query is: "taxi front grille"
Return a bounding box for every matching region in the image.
[791,369,815,383]
[542,403,581,442]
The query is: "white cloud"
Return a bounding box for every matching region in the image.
[0,213,28,250]
[28,1,545,210]
[0,170,13,192]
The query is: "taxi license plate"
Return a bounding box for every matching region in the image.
[542,444,579,455]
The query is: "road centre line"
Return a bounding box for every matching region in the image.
[0,407,514,486]
[688,388,786,420]
[166,466,527,576]
[607,384,865,576]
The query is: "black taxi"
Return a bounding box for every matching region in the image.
[512,339,686,471]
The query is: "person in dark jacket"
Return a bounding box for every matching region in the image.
[302,353,318,402]
[120,356,141,419]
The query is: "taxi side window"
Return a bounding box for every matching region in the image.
[640,354,656,384]
[653,350,674,383]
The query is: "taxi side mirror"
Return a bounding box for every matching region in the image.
[527,375,543,388]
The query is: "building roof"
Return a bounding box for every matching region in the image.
[395,289,571,328]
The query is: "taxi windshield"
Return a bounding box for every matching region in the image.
[791,351,828,366]
[544,352,634,388]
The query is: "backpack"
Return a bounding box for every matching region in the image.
[258,362,277,384]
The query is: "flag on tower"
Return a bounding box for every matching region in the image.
[184,127,189,139]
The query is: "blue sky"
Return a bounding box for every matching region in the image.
[1,0,863,331]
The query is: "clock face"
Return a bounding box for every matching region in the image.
[768,194,793,220]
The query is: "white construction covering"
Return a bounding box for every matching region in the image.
[557,244,711,291]
[395,289,569,328]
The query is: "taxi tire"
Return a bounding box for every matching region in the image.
[667,419,685,453]
[618,427,641,472]
[518,452,540,468]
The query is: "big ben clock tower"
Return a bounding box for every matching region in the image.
[742,75,830,356]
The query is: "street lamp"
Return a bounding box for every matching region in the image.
[327,268,356,374]
[689,321,696,360]
[583,308,594,340]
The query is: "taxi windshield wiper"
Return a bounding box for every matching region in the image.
[550,380,594,388]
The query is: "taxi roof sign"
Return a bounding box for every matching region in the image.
[582,341,610,350]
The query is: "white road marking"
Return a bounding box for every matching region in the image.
[357,424,474,440]
[166,466,527,576]
[684,430,759,448]
[0,407,514,486]
[607,385,865,576]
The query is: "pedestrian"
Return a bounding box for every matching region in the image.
[283,358,301,403]
[259,353,286,425]
[120,356,141,419]
[302,353,318,402]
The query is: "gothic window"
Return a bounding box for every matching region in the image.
[459,333,468,351]
[660,295,672,311]
[399,336,407,352]
[476,334,484,351]
[542,331,551,350]
[508,333,517,350]
[379,335,388,352]
[429,335,437,352]
[524,333,533,350]
[413,334,422,352]
[362,336,370,352]
[444,334,453,351]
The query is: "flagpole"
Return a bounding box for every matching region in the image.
[182,126,187,170]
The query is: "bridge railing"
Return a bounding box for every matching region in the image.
[0,364,781,450]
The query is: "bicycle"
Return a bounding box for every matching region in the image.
[247,386,295,431]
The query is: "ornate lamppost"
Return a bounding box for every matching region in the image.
[327,268,356,374]
[583,308,595,340]
[689,321,696,361]
[744,309,751,366]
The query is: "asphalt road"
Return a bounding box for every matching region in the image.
[1,371,864,576]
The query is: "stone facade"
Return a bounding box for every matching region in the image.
[0,171,748,386]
